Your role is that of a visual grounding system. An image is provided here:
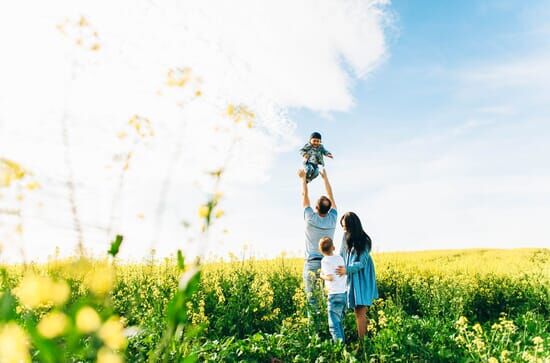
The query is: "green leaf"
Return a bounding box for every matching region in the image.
[108,234,123,257]
[177,250,185,271]
[183,270,201,298]
[0,289,17,322]
[181,353,198,363]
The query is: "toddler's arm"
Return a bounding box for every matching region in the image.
[320,145,333,158]
[299,144,311,156]
[320,272,334,281]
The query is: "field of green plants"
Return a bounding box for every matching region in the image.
[0,248,548,362]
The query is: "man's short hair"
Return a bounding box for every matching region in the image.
[316,196,332,215]
[319,237,333,253]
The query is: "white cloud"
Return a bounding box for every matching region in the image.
[0,0,390,262]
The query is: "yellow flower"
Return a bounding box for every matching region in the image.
[472,323,483,335]
[500,350,509,360]
[13,274,67,309]
[97,347,123,363]
[78,16,89,27]
[532,336,543,345]
[166,67,191,87]
[198,205,210,218]
[487,357,498,363]
[456,316,468,326]
[76,306,101,333]
[378,310,387,328]
[98,317,127,350]
[85,266,115,296]
[226,104,235,116]
[37,311,69,339]
[0,322,31,363]
[51,280,71,306]
[214,210,224,219]
[213,191,223,201]
[25,181,40,191]
[0,159,26,188]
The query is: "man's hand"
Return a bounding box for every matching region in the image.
[320,169,328,179]
[335,266,346,276]
[327,153,334,159]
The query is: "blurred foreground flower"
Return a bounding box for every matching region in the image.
[166,67,192,87]
[13,274,70,309]
[85,265,115,296]
[225,103,255,128]
[97,347,123,363]
[76,306,101,333]
[128,115,154,138]
[0,322,30,363]
[198,205,210,219]
[37,311,69,339]
[98,317,127,350]
[0,158,26,188]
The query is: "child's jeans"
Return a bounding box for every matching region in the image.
[327,293,346,342]
[303,161,319,182]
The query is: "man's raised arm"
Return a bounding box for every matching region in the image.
[297,169,310,208]
[320,169,336,210]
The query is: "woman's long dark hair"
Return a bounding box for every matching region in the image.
[340,212,372,255]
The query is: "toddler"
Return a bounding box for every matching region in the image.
[319,236,347,342]
[300,132,333,183]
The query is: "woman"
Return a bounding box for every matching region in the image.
[336,212,378,341]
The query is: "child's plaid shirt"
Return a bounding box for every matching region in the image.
[300,143,331,166]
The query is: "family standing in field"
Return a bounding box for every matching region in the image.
[299,131,379,345]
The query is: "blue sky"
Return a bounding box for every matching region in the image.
[0,0,548,261]
[225,0,550,257]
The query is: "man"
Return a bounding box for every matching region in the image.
[298,168,338,325]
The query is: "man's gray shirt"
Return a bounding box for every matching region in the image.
[304,207,338,261]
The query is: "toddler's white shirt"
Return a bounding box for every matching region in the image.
[321,255,347,295]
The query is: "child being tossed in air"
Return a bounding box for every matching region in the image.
[300,132,333,183]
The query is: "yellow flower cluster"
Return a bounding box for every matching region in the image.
[226,104,255,128]
[166,67,192,87]
[84,264,115,297]
[128,115,154,138]
[13,274,70,309]
[56,16,101,52]
[0,159,26,188]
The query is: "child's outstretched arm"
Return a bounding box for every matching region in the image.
[320,145,333,159]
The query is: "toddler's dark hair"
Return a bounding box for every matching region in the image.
[319,237,333,253]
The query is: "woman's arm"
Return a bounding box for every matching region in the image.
[345,253,368,275]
